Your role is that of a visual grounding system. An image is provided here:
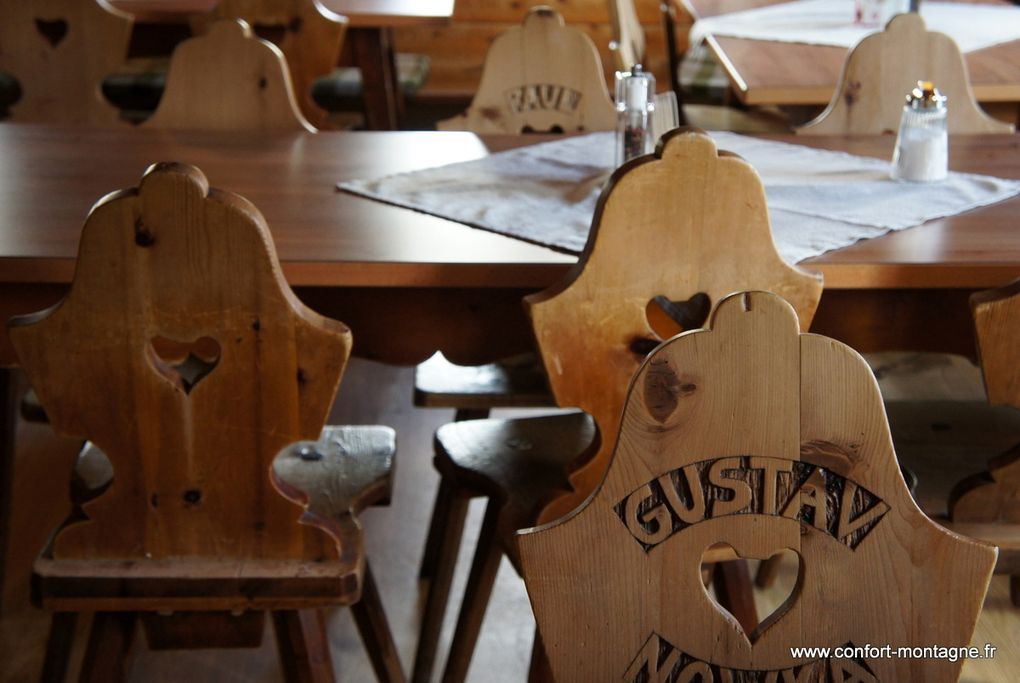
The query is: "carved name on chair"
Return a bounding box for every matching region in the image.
[624,633,878,683]
[504,84,582,115]
[613,454,889,553]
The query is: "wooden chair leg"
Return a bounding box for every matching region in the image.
[439,500,504,683]
[79,612,137,683]
[1011,576,1020,608]
[712,560,759,637]
[272,610,335,683]
[351,562,406,683]
[412,482,471,683]
[526,627,554,683]
[39,612,78,683]
[0,368,17,615]
[754,555,782,588]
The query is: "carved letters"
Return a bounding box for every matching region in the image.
[613,454,889,553]
[504,83,583,114]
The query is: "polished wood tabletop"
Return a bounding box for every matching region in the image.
[679,0,1020,106]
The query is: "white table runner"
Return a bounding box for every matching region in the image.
[338,131,1020,264]
[689,0,1020,52]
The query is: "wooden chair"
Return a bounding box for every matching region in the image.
[438,6,617,134]
[8,163,402,682]
[799,13,1013,135]
[189,0,348,129]
[520,290,996,682]
[412,129,823,683]
[0,0,133,125]
[144,19,314,132]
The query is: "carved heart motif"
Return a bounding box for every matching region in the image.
[34,18,69,48]
[700,544,801,646]
[147,336,221,395]
[631,293,713,356]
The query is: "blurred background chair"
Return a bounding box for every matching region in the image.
[9,162,402,683]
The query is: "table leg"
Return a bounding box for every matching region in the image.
[0,367,17,613]
[349,26,401,130]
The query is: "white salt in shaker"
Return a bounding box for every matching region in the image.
[615,65,655,166]
[891,81,948,183]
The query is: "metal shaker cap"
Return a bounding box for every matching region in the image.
[906,81,947,110]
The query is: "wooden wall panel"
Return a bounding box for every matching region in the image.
[394,0,687,97]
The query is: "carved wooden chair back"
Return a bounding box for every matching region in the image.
[144,19,314,131]
[0,0,132,125]
[972,279,1020,410]
[528,129,823,523]
[607,0,645,72]
[8,162,349,563]
[799,13,1013,135]
[189,0,347,129]
[438,6,616,133]
[520,290,997,683]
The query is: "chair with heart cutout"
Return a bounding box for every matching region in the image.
[520,290,996,683]
[8,163,403,682]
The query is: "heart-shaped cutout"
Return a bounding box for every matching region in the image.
[631,293,712,356]
[147,336,221,395]
[34,18,69,48]
[700,543,801,645]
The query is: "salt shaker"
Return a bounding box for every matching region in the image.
[615,65,655,166]
[891,81,948,183]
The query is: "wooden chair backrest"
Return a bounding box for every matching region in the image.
[520,290,996,683]
[144,19,314,131]
[438,6,616,134]
[607,0,645,71]
[529,129,823,523]
[799,13,1013,135]
[0,0,132,125]
[8,163,350,562]
[190,0,347,129]
[972,278,1020,408]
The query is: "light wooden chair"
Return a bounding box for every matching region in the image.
[438,6,617,134]
[520,290,996,683]
[189,0,348,129]
[8,163,403,683]
[799,13,1013,135]
[144,19,314,132]
[0,0,133,125]
[412,129,823,683]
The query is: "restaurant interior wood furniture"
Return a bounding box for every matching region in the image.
[188,0,348,129]
[797,13,1015,135]
[438,6,617,134]
[144,18,314,131]
[0,0,133,125]
[9,163,402,682]
[519,290,997,683]
[412,129,824,683]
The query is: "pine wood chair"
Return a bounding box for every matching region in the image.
[144,19,315,132]
[189,0,348,129]
[412,129,824,683]
[520,290,996,683]
[0,0,133,125]
[438,6,617,134]
[8,163,403,683]
[799,13,1014,135]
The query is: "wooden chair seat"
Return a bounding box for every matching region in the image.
[413,352,553,411]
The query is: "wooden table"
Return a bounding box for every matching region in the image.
[111,0,455,129]
[678,0,1020,108]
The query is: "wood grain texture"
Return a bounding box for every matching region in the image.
[0,0,133,125]
[607,0,645,72]
[799,14,1013,135]
[8,163,350,562]
[438,7,617,133]
[144,19,314,131]
[532,129,822,522]
[189,0,348,129]
[519,291,996,682]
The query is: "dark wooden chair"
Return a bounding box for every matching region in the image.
[0,0,133,125]
[520,290,996,682]
[412,129,824,683]
[9,163,403,682]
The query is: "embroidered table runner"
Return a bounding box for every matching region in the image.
[338,131,1020,264]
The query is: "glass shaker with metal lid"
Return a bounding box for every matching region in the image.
[891,80,948,182]
[615,65,655,166]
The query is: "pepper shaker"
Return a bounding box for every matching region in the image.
[891,81,948,183]
[615,65,655,166]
